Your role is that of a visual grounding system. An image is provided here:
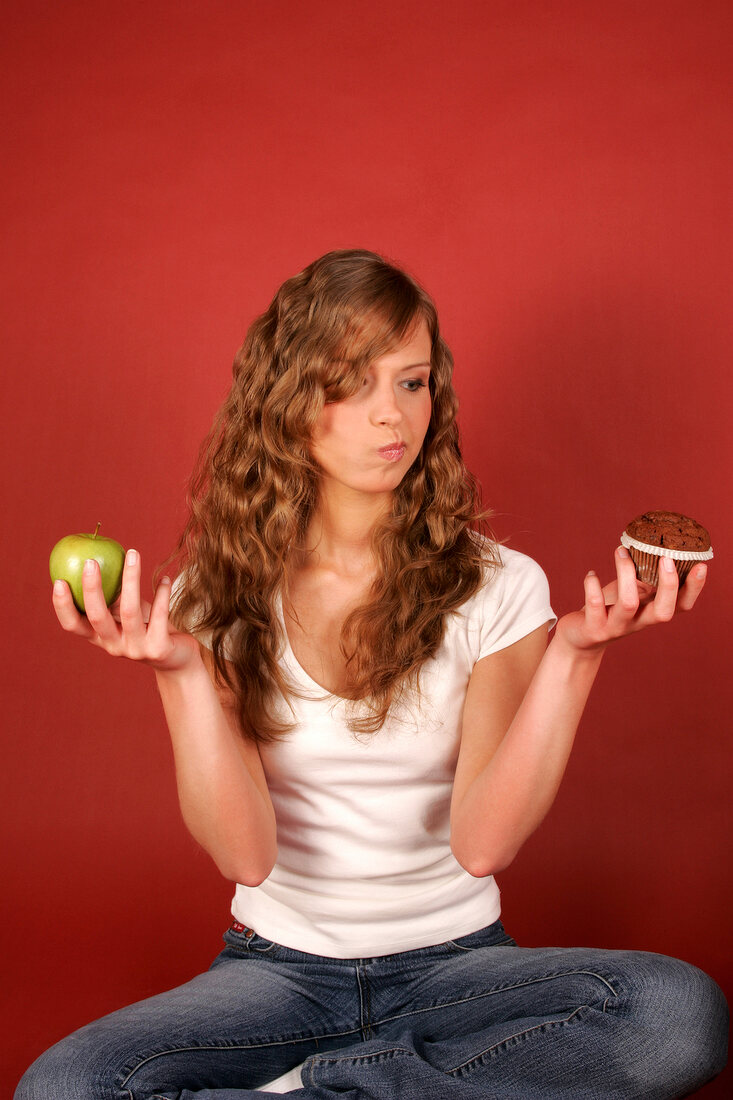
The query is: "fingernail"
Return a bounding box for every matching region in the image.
[617,546,629,558]
[661,556,675,573]
[53,579,65,595]
[83,558,96,574]
[159,575,171,586]
[127,549,138,566]
[586,570,596,577]
[696,564,707,578]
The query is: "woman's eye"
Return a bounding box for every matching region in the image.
[402,379,428,391]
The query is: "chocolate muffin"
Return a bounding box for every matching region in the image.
[620,510,713,585]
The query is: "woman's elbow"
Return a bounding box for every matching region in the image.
[452,841,518,879]
[233,867,272,888]
[215,844,278,887]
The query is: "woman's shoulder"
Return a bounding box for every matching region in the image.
[458,536,556,657]
[468,532,549,587]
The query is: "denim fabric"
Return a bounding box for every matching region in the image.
[15,920,727,1099]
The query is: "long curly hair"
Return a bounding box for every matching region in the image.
[162,249,498,741]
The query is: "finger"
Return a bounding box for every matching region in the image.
[145,575,173,658]
[81,558,120,644]
[118,549,147,644]
[648,554,679,622]
[148,574,172,624]
[109,596,151,625]
[52,579,96,639]
[635,578,657,602]
[583,570,607,637]
[606,546,640,629]
[676,562,707,612]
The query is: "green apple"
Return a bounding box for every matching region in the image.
[49,522,126,613]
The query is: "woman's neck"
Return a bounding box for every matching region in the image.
[300,483,392,576]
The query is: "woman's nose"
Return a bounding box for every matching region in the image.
[370,384,403,426]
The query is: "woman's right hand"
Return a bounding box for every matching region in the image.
[52,549,201,672]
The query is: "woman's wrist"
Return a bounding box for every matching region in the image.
[548,621,608,669]
[154,647,208,690]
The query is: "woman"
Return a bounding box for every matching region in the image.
[19,250,726,1098]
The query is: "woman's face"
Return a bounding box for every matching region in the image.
[310,320,433,501]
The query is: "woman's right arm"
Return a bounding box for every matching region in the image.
[52,549,277,886]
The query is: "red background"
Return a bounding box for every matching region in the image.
[2,1,730,1092]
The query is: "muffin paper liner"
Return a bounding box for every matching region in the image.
[620,532,713,586]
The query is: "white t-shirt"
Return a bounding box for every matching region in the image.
[196,544,556,958]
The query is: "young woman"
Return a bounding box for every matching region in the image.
[20,250,726,1098]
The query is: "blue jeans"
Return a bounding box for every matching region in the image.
[15,920,727,1099]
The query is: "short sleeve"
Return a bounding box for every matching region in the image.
[475,546,556,660]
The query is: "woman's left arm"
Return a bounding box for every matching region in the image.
[450,547,708,878]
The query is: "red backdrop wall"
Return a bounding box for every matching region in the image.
[2,1,730,1092]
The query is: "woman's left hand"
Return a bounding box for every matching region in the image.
[555,546,708,655]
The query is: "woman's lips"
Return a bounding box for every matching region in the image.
[377,443,407,462]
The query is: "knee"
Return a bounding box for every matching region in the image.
[15,1032,115,1100]
[619,952,728,1091]
[668,957,728,1083]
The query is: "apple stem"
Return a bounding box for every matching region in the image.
[93,522,101,540]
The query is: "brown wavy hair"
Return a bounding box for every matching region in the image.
[161,249,499,740]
